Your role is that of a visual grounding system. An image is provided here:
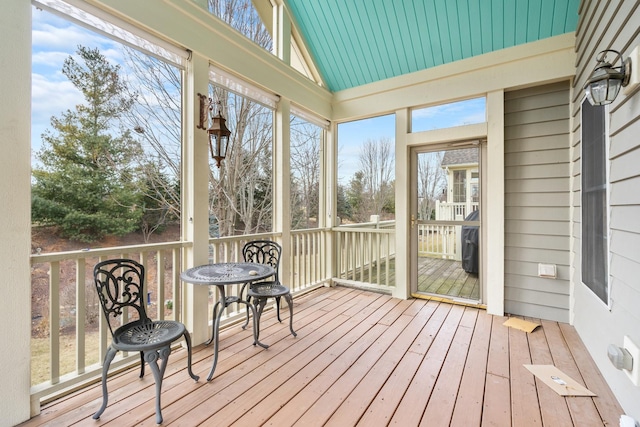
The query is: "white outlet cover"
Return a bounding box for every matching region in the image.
[538,263,556,278]
[623,335,640,386]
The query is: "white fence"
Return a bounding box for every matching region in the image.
[436,201,479,220]
[333,220,396,292]
[417,223,460,260]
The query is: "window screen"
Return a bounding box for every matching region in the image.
[581,99,608,304]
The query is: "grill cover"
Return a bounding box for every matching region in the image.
[461,210,479,274]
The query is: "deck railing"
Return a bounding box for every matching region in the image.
[29,241,187,410]
[333,220,396,292]
[417,223,460,260]
[435,201,479,220]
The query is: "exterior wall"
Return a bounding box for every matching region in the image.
[504,82,572,322]
[572,0,640,419]
[0,1,33,425]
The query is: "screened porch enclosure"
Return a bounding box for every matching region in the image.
[16,0,620,424]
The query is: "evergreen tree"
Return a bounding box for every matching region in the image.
[32,46,143,242]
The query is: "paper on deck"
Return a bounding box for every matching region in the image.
[524,364,596,396]
[503,317,541,333]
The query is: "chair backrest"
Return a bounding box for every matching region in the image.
[93,258,150,338]
[242,240,281,282]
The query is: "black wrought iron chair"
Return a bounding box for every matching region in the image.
[241,240,296,342]
[92,258,199,424]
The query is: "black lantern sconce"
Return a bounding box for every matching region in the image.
[584,50,631,106]
[198,93,231,167]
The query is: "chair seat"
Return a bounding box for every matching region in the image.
[247,281,290,297]
[113,320,186,352]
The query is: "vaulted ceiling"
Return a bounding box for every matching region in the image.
[285,0,580,92]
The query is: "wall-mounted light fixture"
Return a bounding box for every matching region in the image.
[197,93,231,167]
[584,49,631,106]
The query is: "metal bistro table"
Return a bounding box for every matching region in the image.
[180,262,275,381]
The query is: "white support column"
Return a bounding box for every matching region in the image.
[323,124,335,284]
[485,90,505,315]
[1,1,32,423]
[181,54,211,345]
[393,108,410,299]
[274,98,292,278]
[273,1,292,276]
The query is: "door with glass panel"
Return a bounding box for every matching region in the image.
[412,144,481,303]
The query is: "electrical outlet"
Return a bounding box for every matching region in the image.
[538,263,556,279]
[623,336,640,386]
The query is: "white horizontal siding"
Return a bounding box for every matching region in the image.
[505,206,570,221]
[504,81,571,322]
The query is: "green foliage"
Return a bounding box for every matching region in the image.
[31,46,144,242]
[336,184,352,222]
[345,171,366,222]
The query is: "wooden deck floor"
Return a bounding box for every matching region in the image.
[417,257,480,300]
[22,286,623,426]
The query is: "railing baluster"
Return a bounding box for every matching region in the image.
[172,248,180,322]
[157,250,165,320]
[49,261,60,384]
[76,259,85,374]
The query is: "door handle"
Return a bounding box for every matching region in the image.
[411,215,416,229]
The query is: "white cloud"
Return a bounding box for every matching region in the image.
[32,50,70,69]
[32,73,82,117]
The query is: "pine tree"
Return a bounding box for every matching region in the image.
[32,46,143,242]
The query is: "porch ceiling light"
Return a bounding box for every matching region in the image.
[584,49,631,106]
[197,93,231,167]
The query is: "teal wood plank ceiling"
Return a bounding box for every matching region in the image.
[285,0,579,92]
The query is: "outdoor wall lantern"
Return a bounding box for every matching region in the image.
[584,49,631,106]
[197,93,231,167]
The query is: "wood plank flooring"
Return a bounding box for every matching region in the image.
[417,257,480,300]
[21,286,623,426]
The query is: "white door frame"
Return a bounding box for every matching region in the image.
[395,91,504,315]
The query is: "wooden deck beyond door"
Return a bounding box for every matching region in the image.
[22,286,623,426]
[418,257,480,300]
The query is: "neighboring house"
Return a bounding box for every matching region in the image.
[2,1,640,425]
[436,148,479,221]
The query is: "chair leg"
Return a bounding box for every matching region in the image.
[254,297,268,344]
[241,295,252,330]
[144,347,171,425]
[275,296,282,322]
[92,346,118,420]
[182,332,200,382]
[139,351,145,378]
[205,299,222,346]
[284,293,297,338]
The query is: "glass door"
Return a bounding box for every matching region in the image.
[412,145,481,303]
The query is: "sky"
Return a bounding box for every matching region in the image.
[337,98,486,183]
[31,7,123,159]
[32,5,486,183]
